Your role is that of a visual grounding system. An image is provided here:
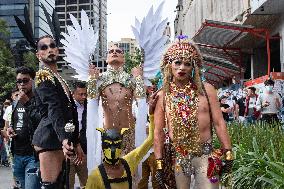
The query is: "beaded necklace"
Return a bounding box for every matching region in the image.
[54,73,71,102]
[166,81,202,175]
[101,86,132,128]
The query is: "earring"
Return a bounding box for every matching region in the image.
[191,69,195,78]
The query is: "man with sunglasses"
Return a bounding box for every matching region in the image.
[87,45,146,173]
[6,66,41,189]
[33,35,80,189]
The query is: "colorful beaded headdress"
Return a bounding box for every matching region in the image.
[162,35,203,94]
[162,35,202,67]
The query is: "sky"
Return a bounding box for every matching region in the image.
[107,0,177,42]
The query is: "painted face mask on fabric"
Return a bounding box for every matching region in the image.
[96,128,129,165]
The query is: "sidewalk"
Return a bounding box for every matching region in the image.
[0,166,13,189]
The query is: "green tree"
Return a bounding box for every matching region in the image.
[23,51,39,71]
[0,19,16,101]
[123,47,142,74]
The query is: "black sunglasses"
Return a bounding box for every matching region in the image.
[39,43,56,51]
[108,49,123,54]
[16,78,30,84]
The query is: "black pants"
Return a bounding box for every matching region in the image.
[262,114,279,124]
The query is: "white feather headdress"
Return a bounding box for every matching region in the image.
[131,1,169,86]
[60,10,99,81]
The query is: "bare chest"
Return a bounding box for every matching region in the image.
[101,83,133,104]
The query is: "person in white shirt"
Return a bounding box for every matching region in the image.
[3,88,19,133]
[244,87,260,124]
[256,79,281,124]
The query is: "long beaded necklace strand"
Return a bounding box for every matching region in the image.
[54,73,71,102]
[166,82,202,175]
[102,86,132,128]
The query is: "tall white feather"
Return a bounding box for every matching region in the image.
[131,1,169,86]
[60,9,99,81]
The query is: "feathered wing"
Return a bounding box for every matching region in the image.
[60,10,98,81]
[40,3,61,46]
[131,1,169,86]
[14,6,36,49]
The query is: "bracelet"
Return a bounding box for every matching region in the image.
[225,150,234,161]
[156,159,163,170]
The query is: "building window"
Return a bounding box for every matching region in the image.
[79,0,90,3]
[67,0,77,4]
[58,14,65,19]
[57,0,66,5]
[66,20,72,25]
[67,6,77,11]
[56,7,65,12]
[79,5,90,10]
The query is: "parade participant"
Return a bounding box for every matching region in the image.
[87,45,146,170]
[33,35,80,189]
[13,5,80,188]
[59,5,168,178]
[69,82,88,189]
[256,78,281,124]
[6,66,41,189]
[153,37,233,189]
[86,92,157,189]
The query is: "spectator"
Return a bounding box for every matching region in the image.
[244,87,260,124]
[6,66,41,189]
[220,96,231,122]
[1,99,11,129]
[234,91,246,123]
[70,82,88,189]
[3,88,20,132]
[0,99,11,166]
[256,79,281,124]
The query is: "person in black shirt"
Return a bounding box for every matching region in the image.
[234,95,246,123]
[220,96,231,122]
[6,66,41,189]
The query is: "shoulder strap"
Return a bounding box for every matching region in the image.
[120,158,132,189]
[201,82,214,137]
[98,164,111,189]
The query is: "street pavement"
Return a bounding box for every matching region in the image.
[0,166,13,189]
[0,165,82,189]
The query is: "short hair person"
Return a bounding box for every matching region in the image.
[6,66,41,189]
[256,78,281,124]
[69,81,88,189]
[87,45,146,171]
[33,35,80,188]
[153,37,233,189]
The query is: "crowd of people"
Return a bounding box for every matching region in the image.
[219,79,283,125]
[0,34,235,189]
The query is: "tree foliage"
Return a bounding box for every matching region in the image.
[23,51,39,71]
[123,47,142,74]
[0,19,15,102]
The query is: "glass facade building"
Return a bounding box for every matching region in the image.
[108,38,138,56]
[55,0,108,75]
[0,0,55,47]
